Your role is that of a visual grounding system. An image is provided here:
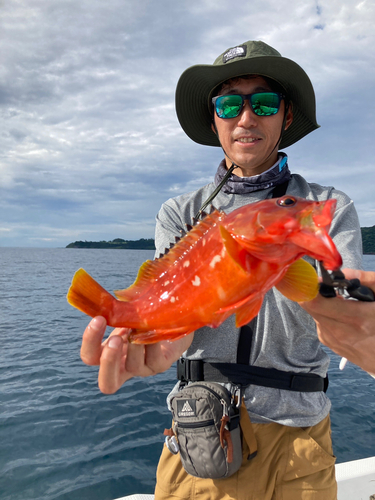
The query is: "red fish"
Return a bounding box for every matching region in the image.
[67,196,342,344]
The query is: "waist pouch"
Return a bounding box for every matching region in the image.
[165,381,245,479]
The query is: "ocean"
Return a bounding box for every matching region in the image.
[1,248,374,500]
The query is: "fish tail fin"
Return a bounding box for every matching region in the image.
[67,268,119,324]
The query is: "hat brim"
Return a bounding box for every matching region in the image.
[176,55,320,149]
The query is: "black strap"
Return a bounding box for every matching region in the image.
[270,179,289,198]
[177,359,328,393]
[236,324,254,364]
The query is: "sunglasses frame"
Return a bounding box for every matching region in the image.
[212,92,285,119]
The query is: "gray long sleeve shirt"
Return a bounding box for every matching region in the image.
[155,172,362,427]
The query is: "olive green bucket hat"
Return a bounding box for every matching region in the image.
[175,40,319,149]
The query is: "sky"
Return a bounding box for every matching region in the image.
[0,0,374,248]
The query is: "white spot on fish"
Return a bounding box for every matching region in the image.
[209,254,222,269]
[163,280,170,286]
[160,291,169,300]
[191,275,201,287]
[217,286,227,301]
[202,238,206,246]
[170,296,176,303]
[183,260,190,268]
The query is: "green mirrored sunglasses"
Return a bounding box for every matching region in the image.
[212,92,284,119]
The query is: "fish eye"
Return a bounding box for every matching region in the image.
[277,196,297,207]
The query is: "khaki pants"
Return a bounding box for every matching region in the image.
[155,414,336,500]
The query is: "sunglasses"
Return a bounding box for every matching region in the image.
[212,92,285,119]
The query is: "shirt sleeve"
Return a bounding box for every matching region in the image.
[154,200,186,258]
[328,189,363,269]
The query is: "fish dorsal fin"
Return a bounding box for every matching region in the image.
[115,259,158,301]
[114,209,225,301]
[275,258,319,302]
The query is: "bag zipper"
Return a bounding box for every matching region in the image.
[178,419,215,429]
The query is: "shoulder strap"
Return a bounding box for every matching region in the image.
[270,179,289,199]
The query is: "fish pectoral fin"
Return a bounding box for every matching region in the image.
[220,225,249,272]
[275,258,319,302]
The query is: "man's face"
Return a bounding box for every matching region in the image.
[212,76,293,177]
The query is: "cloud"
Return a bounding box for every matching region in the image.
[0,0,374,248]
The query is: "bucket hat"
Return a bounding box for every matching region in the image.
[175,40,319,149]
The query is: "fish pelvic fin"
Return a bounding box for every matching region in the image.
[67,268,118,323]
[234,295,264,327]
[129,327,195,344]
[215,292,264,328]
[275,258,319,302]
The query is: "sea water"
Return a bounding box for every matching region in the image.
[0,249,374,500]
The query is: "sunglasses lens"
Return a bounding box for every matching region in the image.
[250,93,281,116]
[214,93,282,118]
[215,95,243,118]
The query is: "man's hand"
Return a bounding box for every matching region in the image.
[80,316,194,394]
[301,269,375,374]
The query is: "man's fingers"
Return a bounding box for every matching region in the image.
[145,332,195,373]
[342,269,375,291]
[125,342,155,376]
[81,316,107,366]
[98,335,125,394]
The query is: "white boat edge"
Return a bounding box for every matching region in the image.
[114,456,375,500]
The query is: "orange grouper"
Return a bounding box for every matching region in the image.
[67,195,342,344]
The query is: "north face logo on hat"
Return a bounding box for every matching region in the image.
[177,399,196,417]
[223,45,247,63]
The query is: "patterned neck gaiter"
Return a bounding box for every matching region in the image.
[214,153,291,194]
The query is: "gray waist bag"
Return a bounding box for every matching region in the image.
[165,381,243,479]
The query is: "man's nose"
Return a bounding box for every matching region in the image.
[237,100,258,127]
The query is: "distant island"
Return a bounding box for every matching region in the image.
[66,226,375,254]
[66,238,156,250]
[362,226,375,255]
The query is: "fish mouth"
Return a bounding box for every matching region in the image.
[291,200,342,270]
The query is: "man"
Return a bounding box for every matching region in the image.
[80,41,370,499]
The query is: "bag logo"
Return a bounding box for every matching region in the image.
[223,45,247,63]
[177,399,196,417]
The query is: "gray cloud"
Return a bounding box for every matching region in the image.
[0,0,374,247]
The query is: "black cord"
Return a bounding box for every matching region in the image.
[194,163,235,220]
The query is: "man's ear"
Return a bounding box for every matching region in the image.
[284,104,293,131]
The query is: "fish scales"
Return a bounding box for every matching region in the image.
[67,196,342,344]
